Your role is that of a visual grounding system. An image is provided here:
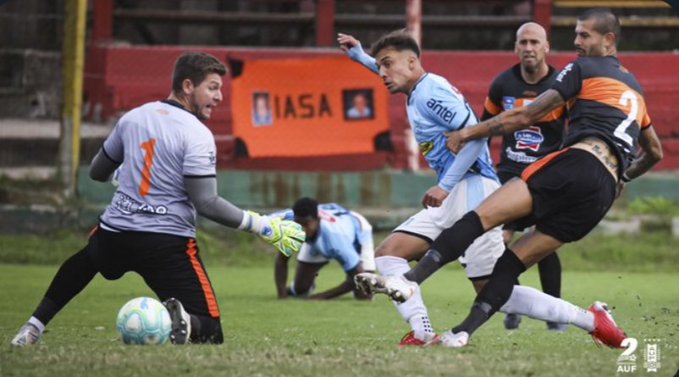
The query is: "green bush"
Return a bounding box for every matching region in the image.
[627,196,679,217]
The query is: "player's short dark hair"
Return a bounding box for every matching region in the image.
[293,197,319,219]
[370,29,421,58]
[578,8,621,45]
[172,52,227,93]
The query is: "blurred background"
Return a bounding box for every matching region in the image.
[1,0,678,234]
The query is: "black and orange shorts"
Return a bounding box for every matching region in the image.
[85,227,221,319]
[497,170,527,232]
[513,148,617,243]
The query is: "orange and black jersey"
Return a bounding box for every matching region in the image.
[483,64,566,177]
[552,56,652,176]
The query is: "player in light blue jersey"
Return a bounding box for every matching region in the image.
[340,38,497,195]
[338,30,505,345]
[340,30,611,347]
[273,198,375,300]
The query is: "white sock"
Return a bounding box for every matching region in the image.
[28,316,46,333]
[500,285,595,332]
[375,255,410,277]
[375,256,435,340]
[408,313,435,341]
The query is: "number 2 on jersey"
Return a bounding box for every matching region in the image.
[614,90,638,147]
[139,139,156,197]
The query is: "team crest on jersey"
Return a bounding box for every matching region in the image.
[419,141,434,156]
[208,151,216,165]
[502,96,516,111]
[515,126,544,152]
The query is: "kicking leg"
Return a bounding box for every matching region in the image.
[403,179,533,285]
[500,285,593,332]
[445,230,559,346]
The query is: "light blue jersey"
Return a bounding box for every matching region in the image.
[348,46,498,191]
[273,203,368,272]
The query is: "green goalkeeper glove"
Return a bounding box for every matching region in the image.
[241,210,306,257]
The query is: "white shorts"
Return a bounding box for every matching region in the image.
[394,175,505,279]
[297,211,376,272]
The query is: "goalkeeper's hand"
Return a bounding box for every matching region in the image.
[242,211,306,257]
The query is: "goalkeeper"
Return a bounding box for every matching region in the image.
[10,52,304,347]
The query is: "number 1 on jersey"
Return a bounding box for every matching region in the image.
[139,139,156,197]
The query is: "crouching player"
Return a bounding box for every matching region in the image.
[273,198,375,300]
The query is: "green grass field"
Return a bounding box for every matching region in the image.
[1,258,678,377]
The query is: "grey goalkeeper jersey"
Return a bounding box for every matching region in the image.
[100,100,217,238]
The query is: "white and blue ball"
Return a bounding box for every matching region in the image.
[116,297,171,345]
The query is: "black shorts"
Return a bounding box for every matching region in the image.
[497,170,527,232]
[514,148,616,243]
[85,227,220,319]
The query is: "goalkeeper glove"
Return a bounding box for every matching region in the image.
[239,210,306,257]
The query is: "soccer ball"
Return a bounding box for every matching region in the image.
[116,297,172,345]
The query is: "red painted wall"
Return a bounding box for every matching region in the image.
[84,46,679,171]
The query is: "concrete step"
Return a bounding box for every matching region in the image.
[0,118,112,167]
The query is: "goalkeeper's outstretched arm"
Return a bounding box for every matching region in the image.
[185,176,245,228]
[185,177,305,256]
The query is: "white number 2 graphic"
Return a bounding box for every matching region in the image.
[618,337,638,362]
[613,90,638,147]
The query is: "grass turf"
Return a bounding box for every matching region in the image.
[1,263,678,377]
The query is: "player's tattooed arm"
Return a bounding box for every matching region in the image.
[447,113,512,152]
[487,89,565,137]
[447,89,565,153]
[460,89,565,142]
[624,125,663,181]
[485,113,507,137]
[524,89,565,123]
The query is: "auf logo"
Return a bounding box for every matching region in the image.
[617,364,637,373]
[515,126,544,152]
